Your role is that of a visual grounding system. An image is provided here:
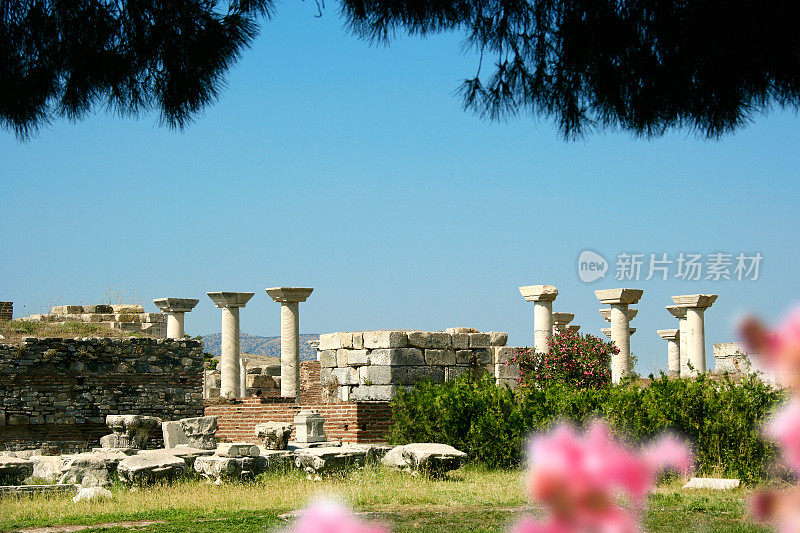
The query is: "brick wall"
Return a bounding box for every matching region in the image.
[0,337,204,451]
[0,301,11,321]
[204,398,393,444]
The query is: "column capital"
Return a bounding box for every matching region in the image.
[599,308,638,322]
[153,298,199,313]
[207,292,254,308]
[666,305,688,319]
[552,312,574,326]
[519,285,558,302]
[265,287,314,303]
[671,294,718,309]
[564,324,580,332]
[657,328,679,341]
[594,288,643,305]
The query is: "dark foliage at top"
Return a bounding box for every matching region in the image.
[341,0,800,138]
[0,1,271,138]
[2,0,798,139]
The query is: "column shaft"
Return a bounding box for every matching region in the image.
[166,312,185,339]
[610,304,631,382]
[679,318,689,377]
[281,301,300,397]
[687,307,707,374]
[239,358,248,397]
[220,306,240,398]
[667,339,680,377]
[533,300,553,353]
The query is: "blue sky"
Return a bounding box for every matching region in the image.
[1,2,798,375]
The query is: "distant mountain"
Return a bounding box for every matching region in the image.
[200,332,319,361]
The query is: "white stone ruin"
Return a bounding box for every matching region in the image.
[293,409,326,444]
[595,288,643,383]
[99,415,161,451]
[552,312,574,334]
[207,292,254,397]
[671,294,718,375]
[519,284,558,353]
[152,298,199,339]
[265,287,314,398]
[657,329,680,377]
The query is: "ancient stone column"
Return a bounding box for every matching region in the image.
[207,292,254,398]
[671,294,718,375]
[240,357,248,397]
[657,329,680,378]
[519,285,558,353]
[666,305,689,377]
[552,312,575,334]
[595,289,643,383]
[601,327,636,337]
[266,287,314,398]
[153,298,199,339]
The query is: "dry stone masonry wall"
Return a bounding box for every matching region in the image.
[0,302,12,321]
[0,337,204,451]
[317,328,513,401]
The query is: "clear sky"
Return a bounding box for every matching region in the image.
[1,2,798,375]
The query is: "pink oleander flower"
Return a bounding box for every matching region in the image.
[739,306,800,390]
[519,420,691,533]
[289,500,389,533]
[764,398,800,474]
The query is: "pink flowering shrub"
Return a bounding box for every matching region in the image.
[289,500,389,533]
[740,306,800,389]
[514,421,691,533]
[512,330,614,388]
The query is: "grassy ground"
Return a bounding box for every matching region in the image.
[0,466,772,533]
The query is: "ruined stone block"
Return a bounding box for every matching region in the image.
[83,305,113,314]
[111,304,144,313]
[363,330,409,349]
[318,333,342,350]
[351,385,400,401]
[294,409,326,443]
[318,350,337,368]
[332,367,359,385]
[468,333,491,348]
[215,443,260,458]
[254,422,293,450]
[336,349,349,367]
[346,349,369,366]
[401,365,445,384]
[495,363,520,380]
[369,348,424,366]
[179,416,218,450]
[359,365,398,385]
[51,305,84,315]
[425,349,456,366]
[162,421,190,448]
[493,346,517,364]
[445,366,471,381]
[352,332,364,349]
[451,333,469,349]
[407,331,451,349]
[489,332,509,346]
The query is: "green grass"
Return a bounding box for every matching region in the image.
[0,466,772,533]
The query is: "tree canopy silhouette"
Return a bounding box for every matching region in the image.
[2,0,798,139]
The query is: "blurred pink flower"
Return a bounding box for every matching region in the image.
[739,306,800,389]
[764,398,800,473]
[291,501,389,533]
[521,420,691,533]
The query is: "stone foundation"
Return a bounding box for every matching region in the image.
[20,304,167,338]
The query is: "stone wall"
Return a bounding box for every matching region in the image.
[0,337,204,451]
[21,304,167,338]
[0,302,11,321]
[317,329,513,401]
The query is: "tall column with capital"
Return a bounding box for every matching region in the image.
[595,289,644,383]
[266,287,314,398]
[207,292,254,397]
[657,329,680,378]
[153,298,199,339]
[519,285,558,353]
[671,294,718,375]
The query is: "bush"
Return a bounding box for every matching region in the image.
[388,374,784,482]
[511,330,614,388]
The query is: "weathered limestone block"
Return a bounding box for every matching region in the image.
[318,350,338,367]
[0,456,34,485]
[493,346,517,364]
[351,385,400,401]
[682,477,740,490]
[359,365,398,385]
[468,333,491,348]
[215,443,260,458]
[117,453,187,483]
[294,446,368,475]
[336,349,350,367]
[346,349,369,366]
[332,366,359,385]
[495,362,520,380]
[382,443,467,476]
[352,332,364,349]
[363,330,410,349]
[30,455,66,483]
[248,374,278,391]
[111,304,145,313]
[138,447,214,470]
[162,421,190,448]
[83,305,113,314]
[179,416,218,450]
[369,348,424,366]
[346,444,394,464]
[254,422,294,450]
[72,486,112,502]
[100,415,162,450]
[407,331,452,349]
[455,349,492,365]
[489,332,508,346]
[451,333,469,349]
[446,327,480,334]
[294,410,326,443]
[51,305,84,315]
[194,455,267,483]
[425,349,456,366]
[58,451,127,486]
[445,366,471,381]
[402,366,445,384]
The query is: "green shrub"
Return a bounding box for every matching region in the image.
[388,374,784,482]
